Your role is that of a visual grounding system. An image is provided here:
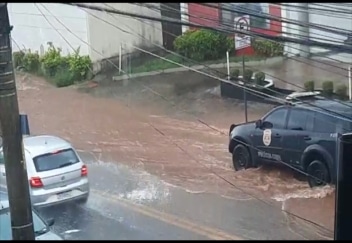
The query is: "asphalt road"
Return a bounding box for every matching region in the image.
[32,151,333,240]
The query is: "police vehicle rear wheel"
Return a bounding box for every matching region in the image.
[307,160,330,188]
[232,144,251,171]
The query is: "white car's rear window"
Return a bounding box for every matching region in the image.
[33,148,79,172]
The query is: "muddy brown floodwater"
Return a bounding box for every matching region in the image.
[16,72,335,234]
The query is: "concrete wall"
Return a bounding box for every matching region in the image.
[85,3,163,63]
[9,3,88,56]
[283,3,352,62]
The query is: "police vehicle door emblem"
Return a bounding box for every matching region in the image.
[263,129,272,146]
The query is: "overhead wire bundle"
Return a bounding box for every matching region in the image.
[53,2,350,234]
[25,2,352,237]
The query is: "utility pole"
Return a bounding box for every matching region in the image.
[0,3,35,240]
[242,55,248,122]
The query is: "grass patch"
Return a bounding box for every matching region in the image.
[128,54,269,75]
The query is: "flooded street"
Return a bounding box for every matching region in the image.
[16,71,335,239]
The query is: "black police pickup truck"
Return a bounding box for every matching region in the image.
[228,99,352,188]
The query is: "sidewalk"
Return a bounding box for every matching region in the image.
[112,57,284,81]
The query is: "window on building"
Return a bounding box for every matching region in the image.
[220,3,270,30]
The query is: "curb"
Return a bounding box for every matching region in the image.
[112,56,284,81]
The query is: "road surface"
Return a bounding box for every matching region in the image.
[15,72,335,239]
[36,151,333,240]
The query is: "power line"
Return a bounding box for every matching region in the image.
[34,3,76,52]
[200,3,352,36]
[12,24,86,33]
[97,3,352,124]
[42,5,335,233]
[157,3,343,44]
[99,4,352,127]
[52,4,344,230]
[125,3,352,107]
[278,3,352,15]
[86,2,352,81]
[78,3,352,165]
[55,2,352,126]
[144,3,351,75]
[272,3,352,19]
[34,3,93,74]
[56,3,352,174]
[206,4,349,44]
[63,3,352,53]
[75,2,352,122]
[46,4,344,232]
[9,11,86,20]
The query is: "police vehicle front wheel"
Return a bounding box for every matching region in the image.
[232,144,251,171]
[307,160,330,188]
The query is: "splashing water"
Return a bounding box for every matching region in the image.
[88,159,171,203]
[271,185,335,202]
[119,182,170,203]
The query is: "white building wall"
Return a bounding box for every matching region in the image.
[8,3,89,56]
[282,3,300,57]
[180,3,189,34]
[283,3,352,62]
[85,3,163,62]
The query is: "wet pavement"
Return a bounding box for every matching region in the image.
[15,70,336,240]
[37,151,332,240]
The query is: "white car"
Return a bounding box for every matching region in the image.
[0,135,89,208]
[0,192,63,240]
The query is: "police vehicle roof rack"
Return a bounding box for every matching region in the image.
[284,91,322,105]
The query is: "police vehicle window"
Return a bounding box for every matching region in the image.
[263,108,287,129]
[314,111,337,133]
[306,111,314,131]
[287,109,308,130]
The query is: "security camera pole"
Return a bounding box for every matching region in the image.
[0,3,35,240]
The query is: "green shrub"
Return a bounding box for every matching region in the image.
[53,67,75,88]
[243,69,253,82]
[13,42,90,87]
[304,80,315,92]
[335,84,348,100]
[322,81,334,97]
[231,69,240,80]
[13,51,25,68]
[23,51,40,73]
[67,47,92,81]
[41,42,66,77]
[173,29,234,61]
[252,39,284,57]
[254,72,265,86]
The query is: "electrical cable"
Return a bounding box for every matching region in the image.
[279,3,352,15]
[42,3,340,230]
[271,3,352,20]
[80,3,352,121]
[34,3,93,74]
[126,1,352,113]
[76,3,352,175]
[144,3,351,75]
[163,3,349,43]
[62,3,352,53]
[128,2,352,107]
[72,2,352,82]
[200,3,352,36]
